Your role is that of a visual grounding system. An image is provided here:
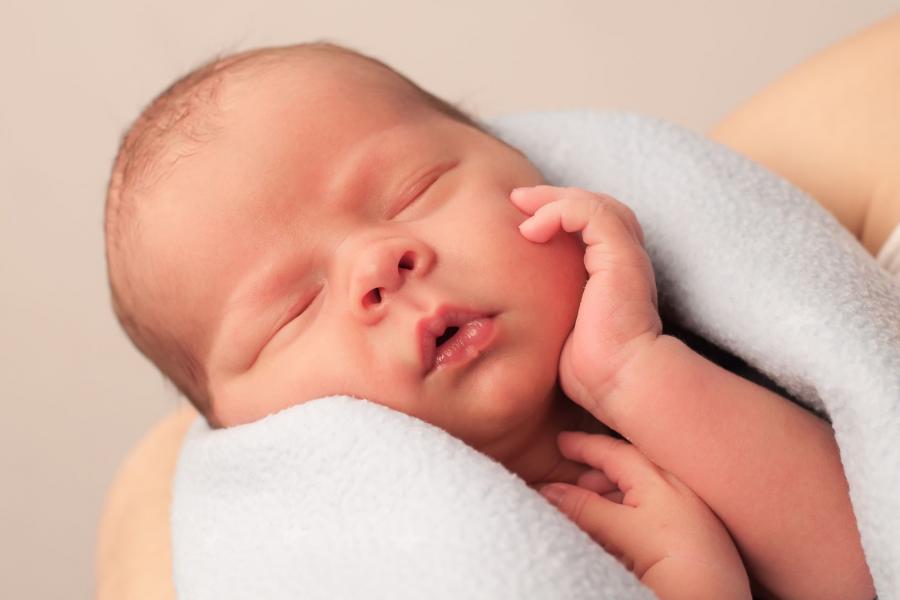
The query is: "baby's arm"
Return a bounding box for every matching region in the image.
[509,186,873,600]
[601,336,873,600]
[541,432,750,600]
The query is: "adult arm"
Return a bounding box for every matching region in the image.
[709,12,900,257]
[95,404,196,600]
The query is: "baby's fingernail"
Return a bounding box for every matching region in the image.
[510,187,530,199]
[540,484,566,506]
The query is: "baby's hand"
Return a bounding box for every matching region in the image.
[510,186,661,418]
[540,432,751,600]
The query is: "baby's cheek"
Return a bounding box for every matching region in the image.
[541,234,587,302]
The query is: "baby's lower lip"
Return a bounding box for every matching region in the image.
[432,317,497,372]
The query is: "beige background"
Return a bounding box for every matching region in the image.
[1,0,897,597]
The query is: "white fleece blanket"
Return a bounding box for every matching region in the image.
[172,111,900,599]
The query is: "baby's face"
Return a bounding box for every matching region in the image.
[143,60,587,456]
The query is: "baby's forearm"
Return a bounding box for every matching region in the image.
[643,557,750,600]
[598,335,873,600]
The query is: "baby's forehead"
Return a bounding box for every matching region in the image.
[158,69,451,235]
[144,50,466,255]
[204,64,441,185]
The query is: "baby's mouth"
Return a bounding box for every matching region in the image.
[418,305,497,375]
[435,326,460,347]
[432,319,496,371]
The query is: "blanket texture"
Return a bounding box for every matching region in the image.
[173,111,900,599]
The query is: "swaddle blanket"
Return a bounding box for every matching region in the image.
[172,111,900,599]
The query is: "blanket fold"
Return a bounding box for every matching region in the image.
[173,110,900,600]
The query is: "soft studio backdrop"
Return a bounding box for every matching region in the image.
[1,1,896,597]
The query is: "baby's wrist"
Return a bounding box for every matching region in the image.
[585,332,665,430]
[642,556,751,600]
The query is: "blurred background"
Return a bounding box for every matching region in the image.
[1,0,897,597]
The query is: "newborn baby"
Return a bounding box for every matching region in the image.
[104,43,873,599]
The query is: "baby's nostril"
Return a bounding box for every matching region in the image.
[363,288,382,307]
[398,252,415,271]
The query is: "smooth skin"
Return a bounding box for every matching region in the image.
[96,14,900,600]
[709,13,900,257]
[511,185,871,600]
[131,55,599,482]
[542,432,751,600]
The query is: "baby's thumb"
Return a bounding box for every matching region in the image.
[540,483,635,560]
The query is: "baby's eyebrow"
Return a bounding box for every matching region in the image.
[322,123,450,214]
[322,132,398,209]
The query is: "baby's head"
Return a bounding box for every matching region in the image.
[105,43,586,459]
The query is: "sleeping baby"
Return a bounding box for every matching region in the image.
[104,43,874,600]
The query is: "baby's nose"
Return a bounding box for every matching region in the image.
[347,238,434,321]
[359,250,418,309]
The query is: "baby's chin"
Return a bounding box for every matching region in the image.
[446,371,563,461]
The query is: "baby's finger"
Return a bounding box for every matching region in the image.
[557,432,662,504]
[508,185,564,215]
[540,482,637,562]
[513,186,644,244]
[517,200,570,242]
[577,469,618,496]
[516,193,627,247]
[602,490,626,504]
[518,195,641,268]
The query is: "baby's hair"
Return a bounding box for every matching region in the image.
[104,42,489,424]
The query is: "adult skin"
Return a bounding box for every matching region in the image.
[95,13,900,600]
[708,13,900,256]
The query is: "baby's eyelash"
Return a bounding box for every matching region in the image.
[392,161,457,218]
[280,288,320,327]
[393,178,436,217]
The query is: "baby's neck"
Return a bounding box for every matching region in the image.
[495,388,611,487]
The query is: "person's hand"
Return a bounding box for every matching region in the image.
[540,432,751,600]
[509,186,661,419]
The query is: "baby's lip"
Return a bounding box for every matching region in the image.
[417,305,493,375]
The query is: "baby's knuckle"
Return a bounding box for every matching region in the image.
[533,202,557,219]
[587,197,609,219]
[565,490,594,525]
[589,190,619,203]
[568,187,606,205]
[620,204,637,222]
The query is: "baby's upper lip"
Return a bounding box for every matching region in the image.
[417,304,492,375]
